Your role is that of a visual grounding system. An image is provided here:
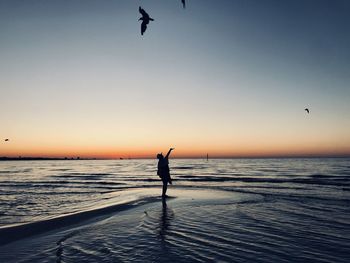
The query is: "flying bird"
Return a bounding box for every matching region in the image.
[305,108,309,114]
[181,0,186,9]
[138,6,154,35]
[4,139,9,142]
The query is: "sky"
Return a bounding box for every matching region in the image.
[1,0,350,158]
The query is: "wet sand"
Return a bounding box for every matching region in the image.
[0,188,259,262]
[1,186,349,262]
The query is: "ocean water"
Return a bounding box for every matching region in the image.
[0,158,349,262]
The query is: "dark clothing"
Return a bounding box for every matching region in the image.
[157,158,171,183]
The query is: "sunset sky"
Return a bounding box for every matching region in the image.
[1,0,350,158]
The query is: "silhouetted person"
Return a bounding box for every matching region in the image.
[138,6,154,35]
[305,108,310,114]
[181,0,186,9]
[157,148,174,197]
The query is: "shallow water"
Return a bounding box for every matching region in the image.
[0,158,349,262]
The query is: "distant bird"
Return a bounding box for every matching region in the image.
[4,139,9,142]
[138,6,154,35]
[181,0,186,9]
[305,108,310,114]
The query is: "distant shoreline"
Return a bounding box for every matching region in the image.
[1,156,349,161]
[0,157,98,161]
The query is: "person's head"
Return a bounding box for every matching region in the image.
[157,153,163,159]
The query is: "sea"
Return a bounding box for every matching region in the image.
[0,158,349,262]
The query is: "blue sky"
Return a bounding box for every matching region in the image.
[1,0,349,157]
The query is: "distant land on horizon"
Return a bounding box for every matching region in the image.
[0,157,98,161]
[1,155,349,161]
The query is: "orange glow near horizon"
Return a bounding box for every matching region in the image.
[1,116,350,158]
[1,118,350,158]
[1,141,349,159]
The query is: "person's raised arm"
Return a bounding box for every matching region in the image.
[165,148,174,159]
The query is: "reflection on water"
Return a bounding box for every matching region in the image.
[158,198,174,243]
[156,197,175,261]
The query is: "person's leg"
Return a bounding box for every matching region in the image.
[162,181,167,197]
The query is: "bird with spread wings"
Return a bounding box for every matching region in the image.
[138,7,154,35]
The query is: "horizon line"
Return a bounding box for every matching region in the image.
[1,154,350,160]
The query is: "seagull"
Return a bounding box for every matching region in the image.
[138,6,154,35]
[181,0,186,9]
[305,108,309,114]
[4,139,9,142]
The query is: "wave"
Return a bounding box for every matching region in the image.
[0,168,32,174]
[60,172,113,176]
[173,166,194,170]
[0,181,126,188]
[50,168,72,172]
[173,175,350,186]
